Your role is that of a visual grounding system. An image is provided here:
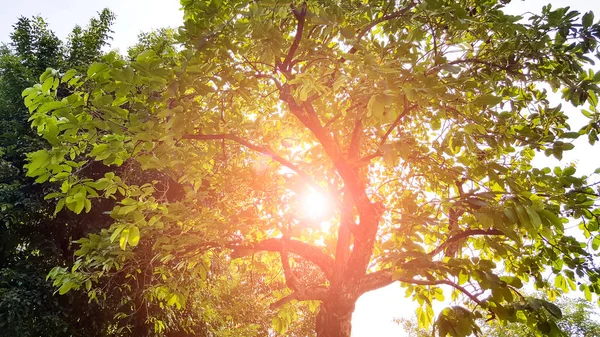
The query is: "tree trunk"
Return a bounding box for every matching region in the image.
[315,300,355,337]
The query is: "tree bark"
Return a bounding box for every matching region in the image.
[315,299,355,337]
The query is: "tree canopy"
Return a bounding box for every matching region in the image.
[19,0,600,336]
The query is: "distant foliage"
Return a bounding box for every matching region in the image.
[0,10,117,337]
[399,296,600,337]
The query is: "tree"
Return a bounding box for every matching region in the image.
[0,11,120,337]
[552,297,600,337]
[127,28,179,63]
[22,0,600,336]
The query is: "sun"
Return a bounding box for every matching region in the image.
[299,189,332,231]
[300,190,329,219]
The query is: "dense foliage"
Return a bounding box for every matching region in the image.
[0,11,118,336]
[400,295,600,337]
[2,10,315,337]
[18,0,600,336]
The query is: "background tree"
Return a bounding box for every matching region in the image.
[23,0,600,336]
[0,10,121,337]
[399,295,600,337]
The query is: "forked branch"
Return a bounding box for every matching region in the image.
[428,228,504,257]
[270,285,328,309]
[231,238,335,280]
[279,87,371,213]
[378,103,417,148]
[281,2,308,71]
[345,1,417,57]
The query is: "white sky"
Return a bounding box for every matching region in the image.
[0,0,182,53]
[1,0,600,336]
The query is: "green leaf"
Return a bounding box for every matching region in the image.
[58,281,74,295]
[26,150,50,176]
[110,225,125,243]
[583,285,592,301]
[35,173,50,183]
[87,62,109,78]
[166,293,184,309]
[583,11,594,28]
[307,300,319,313]
[41,77,54,93]
[561,132,580,139]
[44,192,64,200]
[74,198,85,214]
[90,144,111,160]
[500,276,523,289]
[473,94,502,107]
[541,300,562,319]
[504,207,518,223]
[272,316,283,334]
[39,68,54,82]
[525,206,542,228]
[563,166,576,176]
[367,94,385,118]
[119,205,138,215]
[340,27,354,39]
[128,226,140,247]
[120,228,130,250]
[594,236,600,250]
[62,69,77,83]
[416,305,434,329]
[54,199,65,215]
[21,87,38,97]
[537,320,551,334]
[135,50,157,62]
[554,274,568,292]
[516,205,536,236]
[539,210,563,230]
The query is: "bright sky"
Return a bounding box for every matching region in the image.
[0,0,182,53]
[1,1,600,336]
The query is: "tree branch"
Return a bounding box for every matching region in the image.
[428,228,504,257]
[182,133,321,191]
[378,102,417,148]
[424,58,522,76]
[280,243,300,291]
[354,103,416,165]
[282,2,307,71]
[231,238,335,280]
[270,286,328,309]
[358,151,383,165]
[279,87,371,213]
[358,268,396,294]
[282,94,384,284]
[348,118,363,161]
[359,269,484,306]
[344,2,416,58]
[333,192,355,286]
[329,1,416,86]
[271,238,329,310]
